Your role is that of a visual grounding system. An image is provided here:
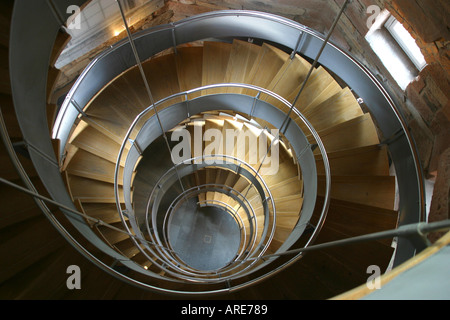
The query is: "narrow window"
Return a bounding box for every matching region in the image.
[384,15,427,71]
[365,10,427,90]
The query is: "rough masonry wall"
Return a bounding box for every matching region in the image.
[384,0,449,240]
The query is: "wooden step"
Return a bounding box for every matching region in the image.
[296,87,363,133]
[224,39,260,94]
[62,258,125,299]
[312,196,398,247]
[109,69,152,111]
[217,169,240,203]
[65,149,124,185]
[307,113,381,154]
[80,202,123,225]
[70,125,128,167]
[0,177,53,230]
[85,86,141,128]
[213,168,228,202]
[82,115,130,145]
[291,248,372,299]
[221,119,242,158]
[176,46,203,98]
[194,169,206,204]
[289,65,343,113]
[258,194,303,214]
[269,176,303,199]
[185,121,205,163]
[263,54,311,112]
[0,247,84,299]
[142,53,182,103]
[67,175,124,203]
[96,223,131,246]
[203,118,224,159]
[317,175,396,210]
[261,157,299,186]
[201,41,232,95]
[61,143,79,171]
[242,42,290,96]
[316,145,391,177]
[114,238,141,259]
[272,216,300,244]
[314,224,395,277]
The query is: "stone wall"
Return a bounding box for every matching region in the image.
[387,0,449,177]
[385,0,449,236]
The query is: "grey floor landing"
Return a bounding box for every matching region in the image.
[168,199,241,271]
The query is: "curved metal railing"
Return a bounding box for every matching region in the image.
[48,10,425,267]
[139,160,272,280]
[4,1,428,295]
[145,158,271,262]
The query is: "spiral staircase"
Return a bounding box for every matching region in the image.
[1,0,448,300]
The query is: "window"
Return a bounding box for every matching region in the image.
[365,10,427,90]
[385,16,427,71]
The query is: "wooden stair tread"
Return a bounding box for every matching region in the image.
[202,41,232,94]
[81,115,130,145]
[0,216,66,284]
[65,149,124,185]
[312,196,398,247]
[243,42,290,95]
[176,46,203,98]
[307,113,381,154]
[317,175,396,210]
[70,125,127,167]
[296,87,364,133]
[268,176,303,199]
[80,202,123,225]
[262,54,311,112]
[289,65,343,113]
[224,39,261,94]
[314,224,395,273]
[67,175,124,203]
[316,145,391,176]
[141,53,182,102]
[96,223,130,244]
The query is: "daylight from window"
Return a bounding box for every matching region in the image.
[365,11,427,90]
[385,16,427,70]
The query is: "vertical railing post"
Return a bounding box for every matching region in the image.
[115,0,185,192]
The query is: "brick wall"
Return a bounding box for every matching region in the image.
[385,0,450,237]
[386,0,450,177]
